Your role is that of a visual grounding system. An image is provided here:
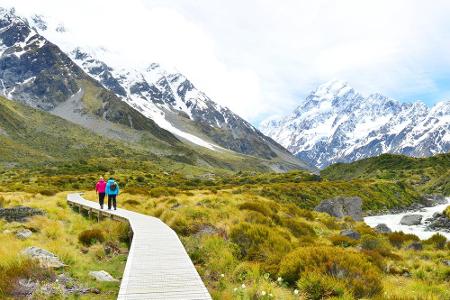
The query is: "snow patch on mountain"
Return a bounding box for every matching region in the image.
[22,13,225,150]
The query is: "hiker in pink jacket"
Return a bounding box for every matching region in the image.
[95,177,107,209]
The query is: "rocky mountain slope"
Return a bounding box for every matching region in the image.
[0,8,311,172]
[261,80,450,168]
[25,10,307,168]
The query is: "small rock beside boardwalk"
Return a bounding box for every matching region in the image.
[89,270,119,282]
[16,229,33,240]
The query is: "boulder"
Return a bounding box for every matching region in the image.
[340,229,360,240]
[426,214,450,231]
[406,241,423,251]
[422,194,447,206]
[314,196,363,221]
[442,260,450,266]
[89,270,118,282]
[374,223,392,233]
[0,206,44,222]
[22,246,66,268]
[400,214,422,226]
[16,229,33,240]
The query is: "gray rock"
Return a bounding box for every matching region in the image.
[0,206,45,222]
[406,241,423,251]
[400,214,423,226]
[442,260,450,266]
[16,229,32,240]
[89,270,118,282]
[314,196,363,221]
[374,223,392,233]
[432,212,442,218]
[426,214,450,231]
[22,246,66,268]
[422,194,447,206]
[14,279,38,297]
[340,229,360,240]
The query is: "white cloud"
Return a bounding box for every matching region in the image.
[2,0,450,124]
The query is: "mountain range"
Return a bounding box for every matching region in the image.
[261,80,450,169]
[0,8,311,172]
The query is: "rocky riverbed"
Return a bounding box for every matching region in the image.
[364,197,450,240]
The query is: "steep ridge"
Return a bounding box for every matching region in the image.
[0,8,312,171]
[0,8,179,146]
[22,11,308,168]
[261,80,450,168]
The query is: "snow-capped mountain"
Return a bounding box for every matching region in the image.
[260,80,450,169]
[0,8,311,171]
[25,11,306,163]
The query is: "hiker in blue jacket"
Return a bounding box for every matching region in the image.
[105,177,119,210]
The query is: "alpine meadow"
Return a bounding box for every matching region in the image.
[0,2,449,300]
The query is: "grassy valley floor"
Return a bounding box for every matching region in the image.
[0,192,129,299]
[0,156,449,299]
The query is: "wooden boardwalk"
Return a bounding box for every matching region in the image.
[67,193,212,300]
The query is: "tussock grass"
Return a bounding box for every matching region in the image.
[0,192,128,299]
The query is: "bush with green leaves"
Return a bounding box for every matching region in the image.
[279,246,382,298]
[424,233,447,249]
[78,229,105,246]
[230,222,292,274]
[297,273,346,300]
[282,218,316,238]
[388,231,419,249]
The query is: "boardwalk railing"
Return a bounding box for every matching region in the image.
[67,193,212,300]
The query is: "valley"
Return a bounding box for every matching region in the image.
[0,4,448,300]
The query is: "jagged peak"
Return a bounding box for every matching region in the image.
[313,79,354,99]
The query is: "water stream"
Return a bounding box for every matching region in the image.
[364,197,450,240]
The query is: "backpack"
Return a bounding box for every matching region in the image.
[110,182,117,191]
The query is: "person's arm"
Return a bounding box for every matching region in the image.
[105,182,109,195]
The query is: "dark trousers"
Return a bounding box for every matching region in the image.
[108,194,117,210]
[98,193,105,208]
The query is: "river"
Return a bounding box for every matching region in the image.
[364,197,450,240]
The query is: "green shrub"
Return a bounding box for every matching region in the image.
[78,229,105,246]
[444,206,450,218]
[239,201,272,216]
[424,233,447,249]
[388,231,419,249]
[39,188,58,196]
[229,222,291,274]
[329,235,358,248]
[244,211,272,225]
[361,235,382,250]
[297,273,345,300]
[279,246,382,298]
[123,199,140,206]
[0,195,4,208]
[168,215,190,236]
[282,218,316,238]
[360,249,386,271]
[149,187,179,198]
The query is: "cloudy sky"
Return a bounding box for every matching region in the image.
[3,0,450,124]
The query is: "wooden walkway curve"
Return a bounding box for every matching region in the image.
[67,193,212,300]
